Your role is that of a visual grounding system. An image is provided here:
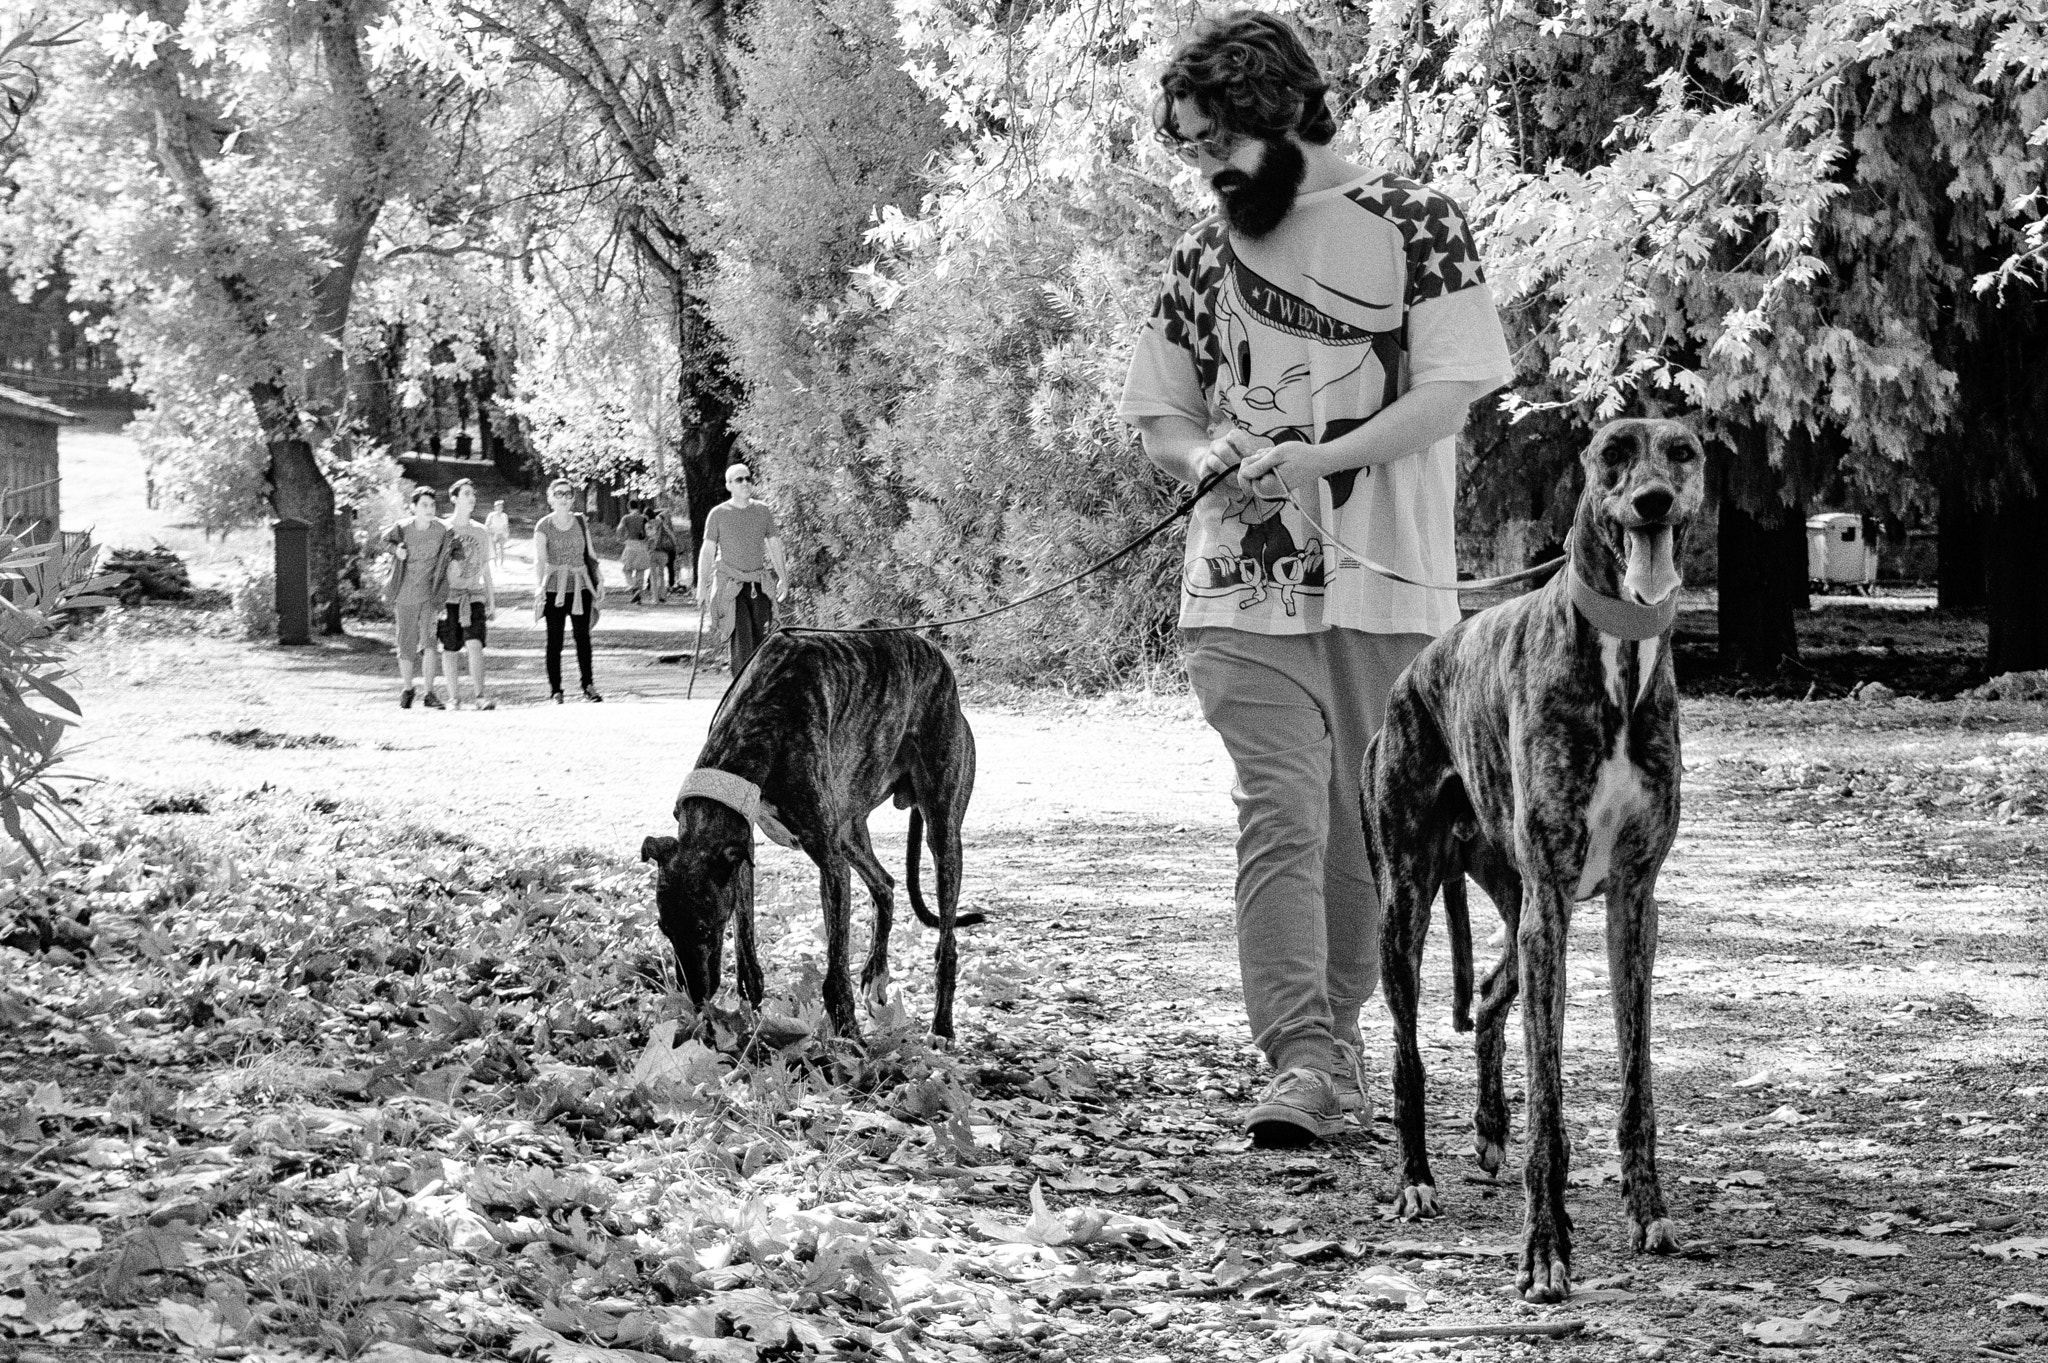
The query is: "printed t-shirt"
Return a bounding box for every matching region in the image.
[704,502,779,575]
[445,520,491,593]
[395,521,450,602]
[1118,172,1515,637]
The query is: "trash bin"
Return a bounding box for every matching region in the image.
[274,518,312,644]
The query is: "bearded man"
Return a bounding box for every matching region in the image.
[1118,10,1515,1147]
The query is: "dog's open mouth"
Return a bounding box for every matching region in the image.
[1622,524,1682,605]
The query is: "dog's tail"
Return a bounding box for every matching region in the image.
[1445,869,1475,1033]
[906,807,985,929]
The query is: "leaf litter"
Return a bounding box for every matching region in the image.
[8,684,2048,1361]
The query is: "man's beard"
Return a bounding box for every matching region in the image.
[1212,137,1306,240]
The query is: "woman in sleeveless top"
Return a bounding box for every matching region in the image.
[533,479,603,702]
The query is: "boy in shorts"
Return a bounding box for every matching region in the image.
[384,487,453,709]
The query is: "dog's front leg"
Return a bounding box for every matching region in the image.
[1517,884,1574,1303]
[733,896,766,1008]
[817,857,860,1037]
[1607,875,1678,1253]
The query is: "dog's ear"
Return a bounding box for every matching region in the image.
[706,841,750,885]
[640,835,679,865]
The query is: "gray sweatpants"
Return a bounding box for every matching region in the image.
[1184,626,1432,1077]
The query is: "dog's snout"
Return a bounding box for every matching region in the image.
[1632,487,1674,522]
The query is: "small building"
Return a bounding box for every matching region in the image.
[1806,511,1879,593]
[0,383,76,543]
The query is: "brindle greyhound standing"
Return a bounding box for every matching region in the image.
[640,630,980,1039]
[1362,417,1705,1303]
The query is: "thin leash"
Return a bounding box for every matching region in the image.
[1281,493,1565,594]
[772,466,1237,637]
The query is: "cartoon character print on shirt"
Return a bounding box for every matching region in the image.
[1184,467,1324,617]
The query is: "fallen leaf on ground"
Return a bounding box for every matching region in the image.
[1374,1239,1516,1259]
[1801,1236,1906,1258]
[1743,1305,1843,1345]
[1812,1277,1889,1302]
[2000,1293,2048,1310]
[1975,1236,2048,1261]
[1346,1269,1425,1308]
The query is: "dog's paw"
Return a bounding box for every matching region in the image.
[1391,1183,1439,1220]
[1517,1251,1571,1303]
[1472,1126,1507,1175]
[1632,1216,1682,1255]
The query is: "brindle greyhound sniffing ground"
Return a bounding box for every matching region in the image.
[1362,417,1706,1303]
[640,630,980,1039]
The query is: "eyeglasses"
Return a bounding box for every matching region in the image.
[729,476,751,484]
[1154,124,1246,165]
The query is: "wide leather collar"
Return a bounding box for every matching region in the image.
[677,768,799,848]
[1569,567,1678,641]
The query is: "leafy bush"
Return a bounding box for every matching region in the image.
[0,531,114,863]
[229,566,278,641]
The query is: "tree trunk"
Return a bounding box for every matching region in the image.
[1942,248,2047,668]
[674,294,737,552]
[1937,471,1987,610]
[1986,490,2048,674]
[1717,495,1806,674]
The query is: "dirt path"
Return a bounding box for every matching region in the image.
[46,611,2048,1361]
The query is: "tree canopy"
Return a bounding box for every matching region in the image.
[3,0,2043,675]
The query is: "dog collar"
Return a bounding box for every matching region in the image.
[677,768,799,849]
[1569,569,1677,641]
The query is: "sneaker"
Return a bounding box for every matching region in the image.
[551,691,565,705]
[1246,1066,1343,1148]
[473,696,497,711]
[421,691,445,710]
[581,685,604,703]
[1333,1040,1374,1124]
[399,688,415,709]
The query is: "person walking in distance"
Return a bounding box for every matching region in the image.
[648,501,682,601]
[697,462,787,672]
[383,487,455,710]
[438,478,498,710]
[619,500,652,604]
[485,499,512,568]
[1118,11,1513,1147]
[533,479,605,703]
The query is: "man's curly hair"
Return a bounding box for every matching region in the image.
[1156,10,1336,146]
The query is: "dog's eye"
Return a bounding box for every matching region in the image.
[1667,437,1701,464]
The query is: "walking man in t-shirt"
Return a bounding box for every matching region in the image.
[619,502,652,604]
[439,478,498,709]
[697,462,787,672]
[1118,10,1514,1147]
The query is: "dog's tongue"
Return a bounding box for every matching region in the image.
[1623,525,1681,604]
